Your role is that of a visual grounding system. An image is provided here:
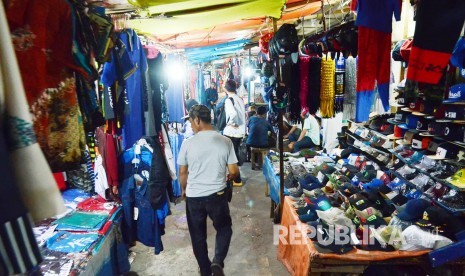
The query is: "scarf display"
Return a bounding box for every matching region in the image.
[319,55,336,118]
[308,56,322,115]
[299,55,310,110]
[288,55,301,123]
[343,56,357,120]
[335,56,345,113]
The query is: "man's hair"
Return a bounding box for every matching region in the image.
[225,79,237,93]
[188,104,211,123]
[257,106,267,115]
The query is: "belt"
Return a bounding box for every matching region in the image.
[187,188,227,201]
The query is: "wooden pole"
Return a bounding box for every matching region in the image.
[273,17,285,223]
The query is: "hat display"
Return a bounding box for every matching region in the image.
[316,207,354,227]
[443,83,465,104]
[400,225,453,251]
[398,114,420,130]
[428,142,460,160]
[395,199,431,221]
[442,123,465,144]
[388,110,409,124]
[451,37,465,70]
[443,105,465,121]
[411,134,432,150]
[396,131,415,145]
[420,121,446,137]
[446,168,465,188]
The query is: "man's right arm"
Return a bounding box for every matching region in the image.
[227,164,239,181]
[179,165,188,199]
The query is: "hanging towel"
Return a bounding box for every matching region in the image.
[335,56,345,113]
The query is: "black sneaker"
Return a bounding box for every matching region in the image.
[211,263,224,276]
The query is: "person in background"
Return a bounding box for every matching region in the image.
[178,104,238,276]
[246,106,273,162]
[223,79,246,187]
[288,108,320,153]
[205,82,218,111]
[182,98,199,139]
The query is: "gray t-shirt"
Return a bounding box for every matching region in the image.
[177,130,238,197]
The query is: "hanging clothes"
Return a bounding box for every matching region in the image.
[288,55,301,123]
[1,0,66,222]
[147,53,166,133]
[308,56,322,115]
[354,0,401,122]
[6,0,88,172]
[334,56,345,113]
[168,130,184,199]
[355,26,391,122]
[196,68,206,105]
[343,56,357,121]
[319,55,336,118]
[299,55,311,110]
[119,138,170,255]
[407,0,465,84]
[166,55,186,123]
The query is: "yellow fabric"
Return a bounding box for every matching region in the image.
[320,55,335,118]
[128,0,285,36]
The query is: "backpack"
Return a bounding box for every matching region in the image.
[216,97,234,131]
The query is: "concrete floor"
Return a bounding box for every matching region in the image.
[130,164,290,276]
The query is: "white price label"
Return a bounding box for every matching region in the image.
[134,207,139,220]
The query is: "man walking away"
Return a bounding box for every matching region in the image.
[178,104,239,276]
[206,82,218,112]
[222,79,246,186]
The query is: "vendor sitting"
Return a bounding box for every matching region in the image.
[284,108,320,153]
[246,106,274,161]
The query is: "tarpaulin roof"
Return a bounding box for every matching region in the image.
[128,0,285,36]
[183,39,250,63]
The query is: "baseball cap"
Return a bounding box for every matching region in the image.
[313,195,333,211]
[396,199,431,221]
[349,194,371,211]
[400,225,453,251]
[387,125,405,140]
[411,134,432,150]
[355,206,383,220]
[420,121,446,137]
[446,168,465,188]
[400,38,413,64]
[316,207,354,227]
[443,83,465,104]
[371,225,404,250]
[450,37,465,70]
[380,124,394,135]
[443,105,465,121]
[398,115,420,130]
[396,131,415,145]
[428,142,460,160]
[361,179,384,191]
[311,221,355,254]
[392,39,406,62]
[442,123,465,144]
[415,116,429,131]
[401,98,423,113]
[388,110,409,124]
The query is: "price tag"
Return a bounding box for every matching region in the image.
[134,207,139,220]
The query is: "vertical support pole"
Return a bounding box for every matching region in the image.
[248,48,252,104]
[273,18,285,222]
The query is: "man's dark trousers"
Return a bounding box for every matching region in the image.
[186,192,233,276]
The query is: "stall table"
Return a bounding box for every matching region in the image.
[277,196,465,275]
[262,156,288,218]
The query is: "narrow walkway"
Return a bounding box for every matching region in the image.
[130,164,289,276]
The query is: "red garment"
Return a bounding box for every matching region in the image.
[77,196,113,212]
[7,0,87,171]
[298,55,310,110]
[355,26,391,121]
[96,127,119,187]
[53,173,66,191]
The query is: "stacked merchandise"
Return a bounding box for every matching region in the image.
[284,148,465,260]
[32,189,129,275]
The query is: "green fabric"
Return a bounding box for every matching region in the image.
[55,212,108,229]
[128,0,284,36]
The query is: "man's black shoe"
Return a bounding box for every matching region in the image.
[211,263,225,276]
